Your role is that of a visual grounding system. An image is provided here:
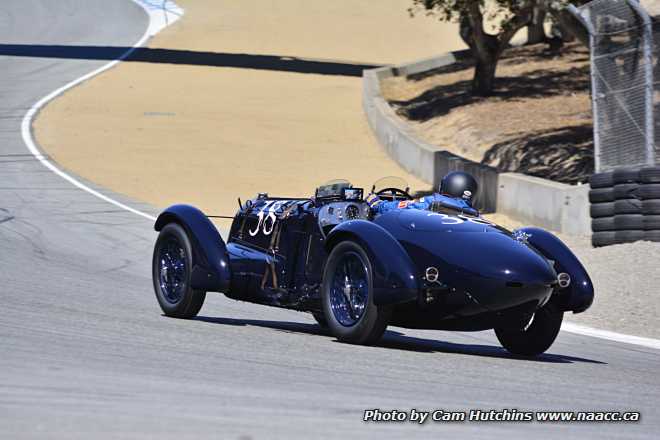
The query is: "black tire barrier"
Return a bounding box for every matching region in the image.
[588,187,614,203]
[590,202,615,218]
[591,217,614,232]
[589,171,614,189]
[640,166,660,183]
[614,199,642,214]
[645,230,660,242]
[613,183,640,200]
[614,214,643,230]
[591,215,643,231]
[615,230,645,244]
[592,231,616,247]
[643,215,660,230]
[589,167,660,247]
[642,199,660,215]
[613,168,640,184]
[635,184,660,200]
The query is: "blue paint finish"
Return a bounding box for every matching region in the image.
[374,210,557,311]
[326,220,419,306]
[155,204,231,293]
[516,227,594,313]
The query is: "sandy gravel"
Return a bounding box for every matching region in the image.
[558,236,660,339]
[35,0,464,220]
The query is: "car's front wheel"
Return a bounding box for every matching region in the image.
[152,223,206,318]
[495,303,563,356]
[321,241,390,345]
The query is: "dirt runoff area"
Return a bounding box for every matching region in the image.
[34,0,466,221]
[381,42,593,185]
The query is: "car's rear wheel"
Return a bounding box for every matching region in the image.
[321,241,390,345]
[494,303,563,356]
[152,223,206,318]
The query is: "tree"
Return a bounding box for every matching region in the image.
[410,0,538,96]
[527,1,548,44]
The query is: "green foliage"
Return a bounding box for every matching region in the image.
[409,1,579,34]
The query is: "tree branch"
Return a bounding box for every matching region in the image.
[498,5,534,47]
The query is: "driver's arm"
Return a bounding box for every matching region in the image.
[367,194,423,214]
[366,193,398,214]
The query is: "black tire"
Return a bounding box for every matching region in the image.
[312,311,328,328]
[590,202,615,218]
[613,183,640,200]
[613,167,639,184]
[615,230,645,244]
[640,166,660,183]
[321,241,391,345]
[642,199,660,215]
[613,214,643,230]
[591,217,614,232]
[589,171,614,189]
[643,215,660,230]
[592,231,616,247]
[588,188,614,203]
[152,223,206,318]
[636,184,660,200]
[645,230,660,242]
[614,199,642,214]
[494,304,564,356]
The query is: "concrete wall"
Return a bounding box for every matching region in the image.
[362,52,498,213]
[497,173,590,235]
[362,52,591,236]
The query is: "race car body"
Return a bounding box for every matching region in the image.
[152,177,593,356]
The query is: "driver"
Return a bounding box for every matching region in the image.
[366,171,479,216]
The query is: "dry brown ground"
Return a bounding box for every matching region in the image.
[35,0,467,220]
[381,43,594,185]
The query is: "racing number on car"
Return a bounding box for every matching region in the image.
[426,212,494,226]
[249,201,289,236]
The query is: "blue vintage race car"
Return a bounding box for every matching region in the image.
[151,177,593,356]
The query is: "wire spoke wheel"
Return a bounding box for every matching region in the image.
[329,251,369,326]
[158,238,187,304]
[152,223,206,319]
[322,241,391,345]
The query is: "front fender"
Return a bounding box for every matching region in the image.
[155,204,231,293]
[516,227,594,313]
[325,220,419,306]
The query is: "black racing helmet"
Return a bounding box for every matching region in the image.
[440,171,478,204]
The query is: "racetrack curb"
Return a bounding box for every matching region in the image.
[21,0,185,223]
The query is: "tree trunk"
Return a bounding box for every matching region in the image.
[472,55,498,96]
[469,29,500,96]
[527,7,547,44]
[551,9,587,46]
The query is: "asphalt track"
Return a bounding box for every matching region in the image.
[1,1,659,439]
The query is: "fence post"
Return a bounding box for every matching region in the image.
[567,4,601,172]
[625,0,655,166]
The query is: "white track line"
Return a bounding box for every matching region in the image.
[19,1,660,352]
[563,322,660,350]
[21,0,184,222]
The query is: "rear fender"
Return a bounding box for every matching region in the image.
[155,204,231,293]
[325,220,418,306]
[516,227,593,313]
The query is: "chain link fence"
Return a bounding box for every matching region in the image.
[568,0,657,172]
